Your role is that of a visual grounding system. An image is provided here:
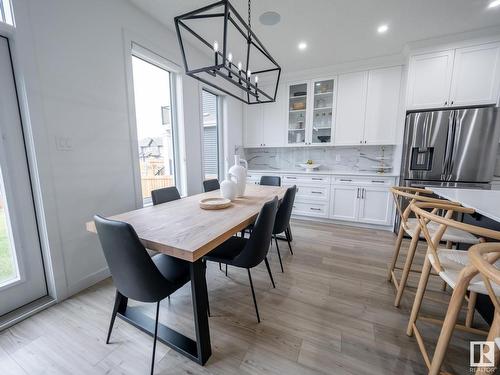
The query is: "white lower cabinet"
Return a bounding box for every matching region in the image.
[329,177,395,227]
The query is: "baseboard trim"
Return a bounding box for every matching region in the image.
[66,267,111,297]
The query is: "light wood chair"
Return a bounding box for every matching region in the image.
[388,187,480,307]
[406,202,500,375]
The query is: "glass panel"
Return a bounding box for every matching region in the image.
[0,171,18,286]
[202,90,219,180]
[132,56,176,206]
[0,0,14,26]
[288,83,307,145]
[312,79,334,144]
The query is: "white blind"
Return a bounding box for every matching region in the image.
[202,90,219,179]
[0,0,13,26]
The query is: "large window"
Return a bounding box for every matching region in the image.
[201,89,221,180]
[131,55,177,205]
[0,0,13,25]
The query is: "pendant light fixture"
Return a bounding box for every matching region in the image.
[174,0,281,104]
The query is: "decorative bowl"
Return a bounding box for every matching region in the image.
[299,163,321,172]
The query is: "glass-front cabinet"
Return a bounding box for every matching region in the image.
[286,77,336,146]
[287,83,308,145]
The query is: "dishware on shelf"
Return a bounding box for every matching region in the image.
[293,91,306,97]
[220,173,237,201]
[317,135,331,143]
[228,155,248,197]
[295,132,303,143]
[299,163,321,172]
[292,101,306,110]
[199,197,232,210]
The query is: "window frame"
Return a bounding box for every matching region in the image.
[128,42,183,206]
[200,87,224,182]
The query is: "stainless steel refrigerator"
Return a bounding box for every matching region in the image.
[401,107,500,189]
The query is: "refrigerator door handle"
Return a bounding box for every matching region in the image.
[443,111,455,181]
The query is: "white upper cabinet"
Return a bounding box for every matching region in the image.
[262,84,285,147]
[244,84,285,148]
[334,71,368,145]
[406,50,454,110]
[244,103,263,147]
[287,82,309,146]
[407,42,500,110]
[449,42,500,107]
[364,66,402,145]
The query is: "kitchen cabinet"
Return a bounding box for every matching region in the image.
[286,78,336,146]
[449,43,500,107]
[282,174,331,218]
[244,84,285,147]
[406,42,500,110]
[364,66,402,145]
[334,67,401,145]
[334,71,368,145]
[329,176,394,226]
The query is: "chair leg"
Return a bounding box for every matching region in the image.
[151,301,160,375]
[394,231,420,307]
[475,313,500,375]
[287,225,293,242]
[466,291,477,328]
[264,257,276,288]
[274,235,284,273]
[219,262,221,271]
[387,225,405,281]
[285,228,293,255]
[225,264,228,277]
[407,255,432,336]
[106,290,127,344]
[428,275,471,375]
[247,269,260,323]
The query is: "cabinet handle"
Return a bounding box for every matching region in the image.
[310,207,321,211]
[287,176,297,179]
[371,180,385,183]
[356,188,360,198]
[340,179,352,182]
[362,188,366,199]
[312,177,323,181]
[364,140,367,144]
[444,101,448,106]
[311,191,322,194]
[451,101,454,105]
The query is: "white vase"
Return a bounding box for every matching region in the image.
[220,173,237,201]
[228,155,248,197]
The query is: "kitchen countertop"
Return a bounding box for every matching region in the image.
[431,188,500,222]
[247,169,399,177]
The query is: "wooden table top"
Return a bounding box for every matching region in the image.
[86,184,286,262]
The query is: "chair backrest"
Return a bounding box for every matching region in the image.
[260,175,281,186]
[469,243,500,312]
[233,197,279,269]
[151,186,181,205]
[390,186,459,230]
[203,179,220,192]
[94,215,171,302]
[411,202,500,273]
[273,185,297,234]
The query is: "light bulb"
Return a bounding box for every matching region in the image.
[228,52,233,63]
[237,61,242,71]
[213,41,219,52]
[247,70,252,77]
[255,76,259,83]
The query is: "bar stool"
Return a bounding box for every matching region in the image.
[388,187,480,307]
[406,202,500,375]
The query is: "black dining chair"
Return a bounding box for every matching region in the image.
[272,186,297,272]
[204,197,279,323]
[203,179,220,192]
[94,215,190,375]
[260,175,281,186]
[151,186,181,205]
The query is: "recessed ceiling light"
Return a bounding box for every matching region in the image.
[259,11,281,26]
[488,0,500,8]
[298,42,307,51]
[377,24,389,34]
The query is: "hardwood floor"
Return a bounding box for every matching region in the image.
[0,220,486,374]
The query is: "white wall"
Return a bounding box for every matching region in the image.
[9,0,243,299]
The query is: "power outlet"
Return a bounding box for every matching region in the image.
[55,136,73,151]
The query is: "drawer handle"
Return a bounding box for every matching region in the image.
[287,177,297,179]
[311,191,322,194]
[312,178,323,181]
[310,208,321,211]
[340,179,352,182]
[371,180,385,183]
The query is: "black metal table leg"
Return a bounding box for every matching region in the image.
[113,259,212,366]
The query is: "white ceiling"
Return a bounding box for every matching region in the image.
[129,0,500,72]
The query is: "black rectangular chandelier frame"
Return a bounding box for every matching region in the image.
[174,0,281,105]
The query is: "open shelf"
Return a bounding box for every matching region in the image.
[289,95,307,99]
[314,91,334,96]
[313,107,333,111]
[289,109,306,113]
[288,128,305,131]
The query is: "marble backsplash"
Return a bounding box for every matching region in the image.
[243,145,395,173]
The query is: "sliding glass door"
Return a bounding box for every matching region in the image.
[0,36,47,316]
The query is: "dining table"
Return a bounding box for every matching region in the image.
[86,183,286,365]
